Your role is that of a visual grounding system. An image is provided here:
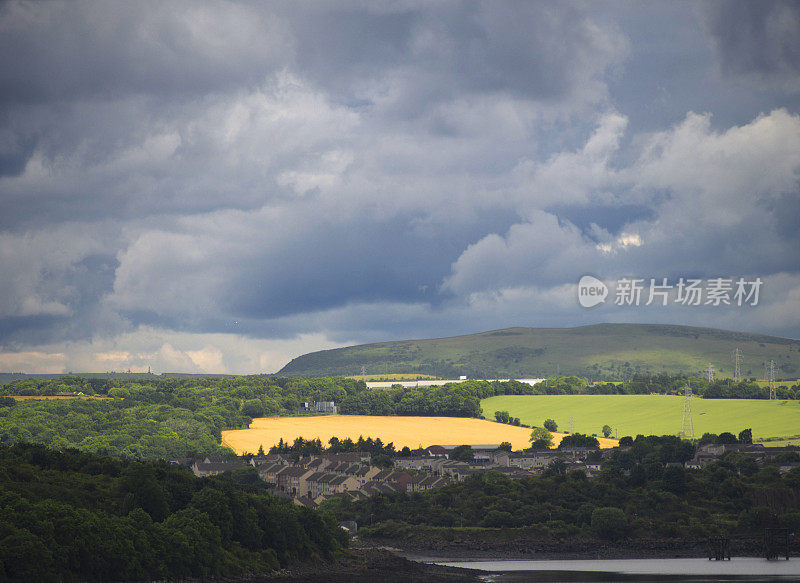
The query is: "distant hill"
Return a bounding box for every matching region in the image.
[278,324,800,381]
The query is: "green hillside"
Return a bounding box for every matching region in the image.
[278,323,800,380]
[481,394,800,442]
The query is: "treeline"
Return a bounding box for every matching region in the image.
[1,374,367,415]
[322,434,800,542]
[494,410,523,426]
[270,435,398,458]
[536,374,800,399]
[338,379,538,417]
[0,442,347,582]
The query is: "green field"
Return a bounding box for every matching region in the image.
[278,323,800,380]
[481,394,800,441]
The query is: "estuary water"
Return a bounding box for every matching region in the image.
[431,557,800,581]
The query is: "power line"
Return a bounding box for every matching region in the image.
[680,385,694,440]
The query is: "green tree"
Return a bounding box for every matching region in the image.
[558,433,600,449]
[543,418,558,432]
[602,424,612,438]
[449,445,474,462]
[529,427,553,450]
[241,399,265,418]
[738,428,752,444]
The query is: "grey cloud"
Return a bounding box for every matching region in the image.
[0,224,127,348]
[0,0,292,179]
[703,0,800,90]
[0,74,360,228]
[106,201,521,329]
[283,1,625,116]
[0,1,625,231]
[0,1,291,103]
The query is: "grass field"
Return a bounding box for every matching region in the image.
[754,379,799,388]
[220,415,617,454]
[481,395,800,441]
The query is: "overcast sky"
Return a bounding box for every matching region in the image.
[1,0,799,374]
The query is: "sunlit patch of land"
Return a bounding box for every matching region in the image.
[753,379,799,388]
[482,394,800,440]
[756,434,800,447]
[221,415,617,454]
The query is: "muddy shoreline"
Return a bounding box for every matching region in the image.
[353,534,774,561]
[255,547,483,582]
[232,537,793,582]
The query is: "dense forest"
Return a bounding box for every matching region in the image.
[0,375,365,458]
[0,442,347,582]
[321,435,800,542]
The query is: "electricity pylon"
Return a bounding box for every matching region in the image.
[768,360,776,399]
[732,348,743,382]
[680,385,694,439]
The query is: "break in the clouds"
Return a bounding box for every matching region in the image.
[1,1,799,374]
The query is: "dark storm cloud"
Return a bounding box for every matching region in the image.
[703,0,800,89]
[224,207,520,319]
[0,1,290,103]
[282,1,622,105]
[0,0,291,180]
[0,1,621,228]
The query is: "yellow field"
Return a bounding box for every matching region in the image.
[221,415,617,454]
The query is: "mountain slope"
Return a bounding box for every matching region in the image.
[278,324,800,380]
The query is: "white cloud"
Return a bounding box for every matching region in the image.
[445,108,800,299]
[510,111,628,209]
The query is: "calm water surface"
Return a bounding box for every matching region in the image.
[431,557,800,581]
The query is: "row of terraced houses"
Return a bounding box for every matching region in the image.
[177,441,800,508]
